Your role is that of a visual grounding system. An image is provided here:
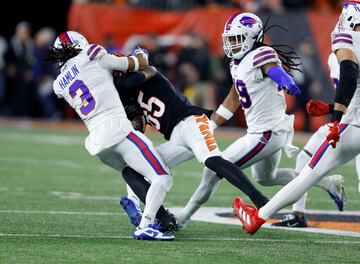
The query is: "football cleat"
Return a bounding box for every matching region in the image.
[132,224,175,241]
[156,211,179,233]
[233,197,265,235]
[271,213,308,228]
[327,175,346,211]
[120,196,142,227]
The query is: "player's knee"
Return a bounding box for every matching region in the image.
[253,172,275,186]
[153,174,173,192]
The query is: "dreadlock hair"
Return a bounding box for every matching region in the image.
[252,17,302,74]
[44,42,82,67]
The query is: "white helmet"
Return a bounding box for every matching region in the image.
[222,12,263,59]
[339,1,360,30]
[53,31,89,50]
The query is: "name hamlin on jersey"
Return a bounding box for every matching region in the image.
[58,65,80,90]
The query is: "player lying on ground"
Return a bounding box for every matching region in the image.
[233,1,360,235]
[46,31,174,241]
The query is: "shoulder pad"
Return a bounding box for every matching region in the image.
[86,44,106,61]
[252,46,278,68]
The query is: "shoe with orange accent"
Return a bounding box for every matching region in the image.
[232,197,266,235]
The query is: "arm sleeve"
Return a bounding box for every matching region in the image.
[98,53,129,71]
[335,60,358,107]
[266,65,295,88]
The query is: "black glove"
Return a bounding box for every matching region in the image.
[125,101,146,133]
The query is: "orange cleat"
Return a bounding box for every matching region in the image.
[232,197,266,235]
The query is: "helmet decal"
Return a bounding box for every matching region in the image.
[59,32,73,45]
[226,12,241,31]
[239,16,258,28]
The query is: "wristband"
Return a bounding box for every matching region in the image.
[216,104,233,120]
[130,56,139,71]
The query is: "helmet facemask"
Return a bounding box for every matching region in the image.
[222,33,251,59]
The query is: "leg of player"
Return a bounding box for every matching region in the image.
[175,167,222,228]
[121,166,179,232]
[356,155,360,193]
[234,125,360,235]
[177,114,269,208]
[121,141,194,231]
[101,130,175,240]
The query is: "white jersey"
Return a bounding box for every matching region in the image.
[53,44,134,154]
[331,27,360,126]
[229,46,286,133]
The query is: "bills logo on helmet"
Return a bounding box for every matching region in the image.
[239,16,258,28]
[344,1,360,11]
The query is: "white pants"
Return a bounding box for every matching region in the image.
[259,123,360,219]
[97,130,171,185]
[168,114,221,163]
[303,124,360,176]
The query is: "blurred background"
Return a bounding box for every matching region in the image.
[0,0,344,132]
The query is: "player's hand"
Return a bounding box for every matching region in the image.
[283,83,301,96]
[306,99,330,116]
[132,46,149,59]
[326,121,340,148]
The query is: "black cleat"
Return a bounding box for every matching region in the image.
[156,211,179,233]
[271,213,308,228]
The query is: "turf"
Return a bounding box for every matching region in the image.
[0,126,359,263]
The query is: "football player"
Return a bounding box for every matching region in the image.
[46,31,175,241]
[174,12,344,228]
[113,56,270,229]
[234,1,360,235]
[272,51,360,228]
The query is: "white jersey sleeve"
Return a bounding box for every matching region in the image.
[327,52,340,89]
[98,53,129,71]
[251,46,280,69]
[331,30,355,53]
[85,44,129,72]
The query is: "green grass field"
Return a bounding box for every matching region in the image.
[1,125,360,263]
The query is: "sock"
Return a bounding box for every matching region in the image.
[204,156,268,208]
[291,193,307,213]
[177,167,221,222]
[122,166,173,226]
[126,184,141,208]
[356,155,360,193]
[259,165,320,220]
[139,176,169,228]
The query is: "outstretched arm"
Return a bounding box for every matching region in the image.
[262,62,301,96]
[327,48,358,148]
[211,84,240,129]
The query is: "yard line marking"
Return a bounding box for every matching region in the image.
[0,210,120,216]
[0,233,360,244]
[0,132,83,145]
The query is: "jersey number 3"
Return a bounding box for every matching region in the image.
[235,79,252,109]
[69,80,96,115]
